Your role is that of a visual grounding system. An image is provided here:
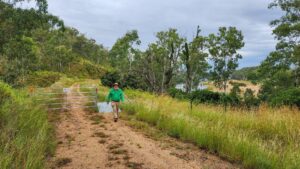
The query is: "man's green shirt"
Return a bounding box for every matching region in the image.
[106,88,124,102]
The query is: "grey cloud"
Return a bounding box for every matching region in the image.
[45,0,282,67]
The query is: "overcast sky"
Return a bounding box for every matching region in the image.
[45,0,281,68]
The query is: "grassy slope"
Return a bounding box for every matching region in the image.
[0,77,81,169]
[119,89,300,169]
[0,82,55,169]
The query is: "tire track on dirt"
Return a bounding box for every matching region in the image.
[49,84,239,169]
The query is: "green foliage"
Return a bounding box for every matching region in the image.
[181,26,210,93]
[0,81,14,105]
[191,90,222,104]
[135,28,186,93]
[167,88,187,100]
[25,71,62,87]
[167,88,222,104]
[258,0,300,102]
[109,30,140,71]
[259,70,295,102]
[67,58,106,79]
[100,71,121,87]
[243,88,260,109]
[208,27,245,92]
[271,88,300,108]
[0,1,109,86]
[0,81,54,169]
[122,73,146,90]
[232,67,260,82]
[2,36,40,86]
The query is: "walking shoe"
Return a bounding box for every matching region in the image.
[114,118,118,122]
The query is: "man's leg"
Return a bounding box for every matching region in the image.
[115,102,119,118]
[112,102,118,121]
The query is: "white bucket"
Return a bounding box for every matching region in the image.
[97,102,121,113]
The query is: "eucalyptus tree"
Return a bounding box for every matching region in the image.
[259,0,300,87]
[181,26,210,93]
[155,28,185,92]
[109,30,140,73]
[139,29,185,93]
[208,27,244,93]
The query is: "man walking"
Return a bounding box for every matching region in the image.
[106,83,124,122]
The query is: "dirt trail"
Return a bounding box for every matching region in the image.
[49,85,238,169]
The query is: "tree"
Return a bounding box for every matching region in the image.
[155,28,185,92]
[138,29,185,93]
[208,27,245,93]
[6,0,48,13]
[0,1,109,86]
[181,26,210,93]
[3,36,39,86]
[109,30,140,72]
[258,0,300,102]
[260,0,300,84]
[139,43,166,92]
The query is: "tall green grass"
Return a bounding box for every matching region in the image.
[122,89,300,169]
[0,81,54,169]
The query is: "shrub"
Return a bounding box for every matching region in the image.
[122,73,146,90]
[243,88,260,109]
[167,88,187,100]
[270,88,300,108]
[192,90,222,104]
[229,81,246,87]
[68,58,106,79]
[25,71,62,87]
[100,70,121,87]
[0,81,14,105]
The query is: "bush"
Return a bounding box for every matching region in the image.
[122,73,146,90]
[0,81,14,105]
[243,88,260,109]
[192,90,222,104]
[229,81,246,87]
[270,88,300,108]
[100,71,121,87]
[167,88,187,100]
[25,71,62,87]
[167,88,222,104]
[68,58,106,79]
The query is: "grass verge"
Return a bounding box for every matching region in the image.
[122,89,300,169]
[0,81,55,169]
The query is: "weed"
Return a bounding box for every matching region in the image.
[93,132,109,138]
[111,149,128,155]
[90,115,104,124]
[99,139,106,144]
[55,158,72,167]
[125,161,144,169]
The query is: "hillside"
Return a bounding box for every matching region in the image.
[205,80,260,95]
